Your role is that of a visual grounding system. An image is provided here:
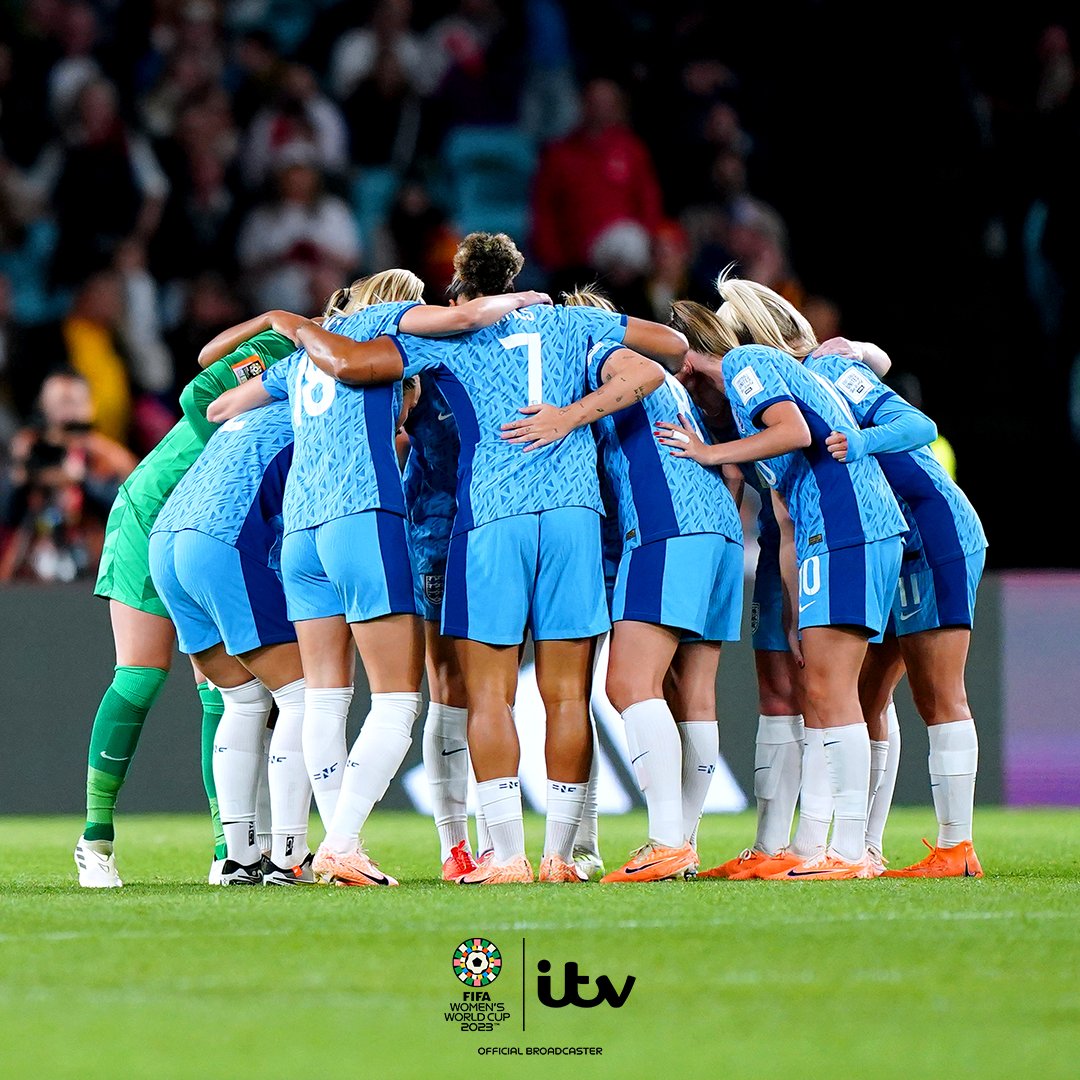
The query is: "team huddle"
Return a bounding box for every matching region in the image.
[73,230,986,889]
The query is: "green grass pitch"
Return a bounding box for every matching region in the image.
[2,808,1078,1079]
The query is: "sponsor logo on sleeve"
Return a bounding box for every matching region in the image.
[231,355,267,383]
[731,365,765,404]
[835,366,873,404]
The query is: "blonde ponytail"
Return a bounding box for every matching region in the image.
[561,285,617,312]
[670,299,741,358]
[322,269,426,317]
[715,265,818,358]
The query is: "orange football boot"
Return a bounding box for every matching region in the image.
[441,840,478,881]
[458,854,534,884]
[312,844,398,886]
[697,848,775,880]
[883,839,983,878]
[743,849,807,878]
[766,847,874,881]
[600,842,698,884]
[539,855,586,882]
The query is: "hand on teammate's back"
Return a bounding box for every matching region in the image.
[812,336,862,361]
[500,403,570,451]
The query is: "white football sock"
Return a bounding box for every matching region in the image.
[677,721,717,847]
[476,777,525,862]
[928,719,978,847]
[622,698,684,848]
[865,704,900,856]
[753,714,804,855]
[214,678,274,866]
[302,686,352,831]
[422,703,470,860]
[574,715,601,854]
[468,758,491,855]
[268,678,310,868]
[324,692,422,854]
[255,723,272,855]
[791,727,833,856]
[822,722,872,862]
[544,780,587,861]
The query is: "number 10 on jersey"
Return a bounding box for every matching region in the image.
[499,333,543,405]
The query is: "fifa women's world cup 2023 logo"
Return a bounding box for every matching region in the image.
[453,938,502,987]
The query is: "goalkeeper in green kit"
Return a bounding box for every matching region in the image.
[74,309,305,888]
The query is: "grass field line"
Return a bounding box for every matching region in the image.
[1,904,1073,945]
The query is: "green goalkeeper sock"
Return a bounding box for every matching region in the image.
[84,665,169,842]
[199,682,227,860]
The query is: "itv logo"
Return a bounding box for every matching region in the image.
[536,960,636,1009]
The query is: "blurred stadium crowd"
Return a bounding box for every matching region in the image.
[0,0,1077,580]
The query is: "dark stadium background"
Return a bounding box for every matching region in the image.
[1,2,1078,814]
[2,0,1078,573]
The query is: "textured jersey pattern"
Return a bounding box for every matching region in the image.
[398,304,627,534]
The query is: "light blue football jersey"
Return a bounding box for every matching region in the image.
[403,378,459,571]
[721,344,906,562]
[262,301,417,533]
[152,400,294,568]
[586,340,741,552]
[806,354,987,565]
[395,304,628,534]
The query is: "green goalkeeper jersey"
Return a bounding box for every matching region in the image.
[117,331,295,531]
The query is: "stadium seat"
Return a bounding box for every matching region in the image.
[442,125,536,240]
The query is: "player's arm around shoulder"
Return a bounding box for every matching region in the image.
[206,376,274,425]
[398,291,551,338]
[296,323,407,386]
[499,346,664,452]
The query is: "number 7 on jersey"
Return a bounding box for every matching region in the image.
[499,333,543,405]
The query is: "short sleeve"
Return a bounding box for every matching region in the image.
[722,345,793,424]
[397,333,448,378]
[562,305,628,348]
[384,301,422,334]
[585,339,624,391]
[818,357,895,426]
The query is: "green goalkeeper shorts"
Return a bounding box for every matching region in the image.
[94,486,170,619]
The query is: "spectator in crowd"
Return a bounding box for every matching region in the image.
[139,42,223,140]
[645,219,692,324]
[236,142,360,313]
[423,0,523,132]
[330,0,428,102]
[1,370,134,582]
[47,1,108,125]
[332,0,429,169]
[164,272,245,389]
[60,271,133,445]
[29,76,169,287]
[227,29,285,128]
[388,178,460,297]
[531,78,665,292]
[114,240,173,400]
[519,0,579,143]
[240,63,348,190]
[151,95,244,285]
[725,197,804,307]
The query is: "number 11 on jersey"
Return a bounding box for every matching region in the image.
[499,333,543,405]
